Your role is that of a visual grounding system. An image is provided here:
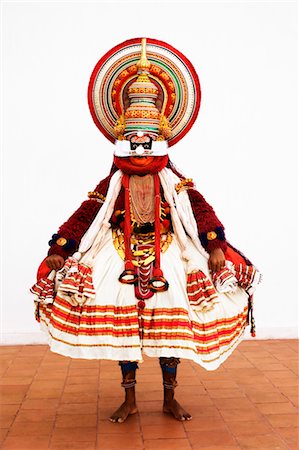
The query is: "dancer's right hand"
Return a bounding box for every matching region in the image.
[46,255,65,271]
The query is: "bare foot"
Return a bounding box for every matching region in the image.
[109,400,138,423]
[163,398,192,421]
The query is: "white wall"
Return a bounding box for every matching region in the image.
[2,1,297,344]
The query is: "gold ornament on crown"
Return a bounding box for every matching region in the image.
[114,114,125,139]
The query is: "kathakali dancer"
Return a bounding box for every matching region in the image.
[31,38,261,422]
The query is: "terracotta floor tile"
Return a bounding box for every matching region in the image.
[240,383,279,393]
[68,368,99,377]
[51,426,97,443]
[60,392,98,404]
[135,400,163,413]
[178,384,207,395]
[236,433,288,449]
[272,378,299,387]
[220,408,263,422]
[256,402,298,414]
[0,393,26,405]
[289,396,299,407]
[2,436,50,450]
[0,405,20,415]
[201,380,239,389]
[191,447,240,450]
[227,419,272,436]
[252,362,290,371]
[233,375,270,385]
[49,442,96,450]
[266,413,299,427]
[99,388,123,399]
[245,391,288,403]
[14,409,56,422]
[0,377,33,386]
[20,398,60,410]
[13,356,43,364]
[70,359,100,368]
[223,361,254,369]
[0,347,23,354]
[4,368,37,378]
[63,383,98,394]
[187,429,237,447]
[34,365,68,381]
[139,411,179,426]
[20,346,47,354]
[57,402,97,415]
[9,420,53,436]
[0,386,28,395]
[66,375,98,385]
[42,354,69,363]
[278,386,298,397]
[49,441,96,450]
[25,387,62,399]
[0,428,9,444]
[55,413,97,428]
[29,380,65,390]
[136,390,163,401]
[183,416,227,432]
[177,376,203,386]
[0,341,298,450]
[207,389,246,399]
[241,350,272,359]
[274,426,299,445]
[144,438,192,449]
[99,372,121,381]
[181,394,214,407]
[264,369,297,379]
[96,433,143,449]
[212,397,254,410]
[141,423,186,439]
[134,374,162,383]
[0,415,16,428]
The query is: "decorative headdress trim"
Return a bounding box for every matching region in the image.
[88,37,201,147]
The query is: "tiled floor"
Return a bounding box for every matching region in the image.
[0,340,298,450]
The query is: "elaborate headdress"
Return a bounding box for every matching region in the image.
[88,37,201,156]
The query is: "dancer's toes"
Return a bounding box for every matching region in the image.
[163,399,192,421]
[109,401,138,423]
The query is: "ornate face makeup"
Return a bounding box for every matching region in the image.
[129,133,153,156]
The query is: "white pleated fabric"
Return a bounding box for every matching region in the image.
[39,229,249,371]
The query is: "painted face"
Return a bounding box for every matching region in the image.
[128,132,156,166]
[129,134,153,155]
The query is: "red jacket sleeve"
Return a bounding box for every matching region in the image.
[187,188,227,253]
[47,174,112,259]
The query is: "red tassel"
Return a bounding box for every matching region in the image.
[154,174,161,271]
[147,174,169,292]
[125,261,134,271]
[153,268,163,278]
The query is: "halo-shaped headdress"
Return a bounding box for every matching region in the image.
[88,37,201,148]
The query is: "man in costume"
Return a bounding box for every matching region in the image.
[31,38,261,422]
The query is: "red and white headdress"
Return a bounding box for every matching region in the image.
[88,37,201,156]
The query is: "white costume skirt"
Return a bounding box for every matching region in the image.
[39,230,249,371]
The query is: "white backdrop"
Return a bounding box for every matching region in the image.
[2,1,297,344]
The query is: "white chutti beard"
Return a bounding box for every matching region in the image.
[114,139,168,157]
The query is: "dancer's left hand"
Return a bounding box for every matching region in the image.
[208,248,226,273]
